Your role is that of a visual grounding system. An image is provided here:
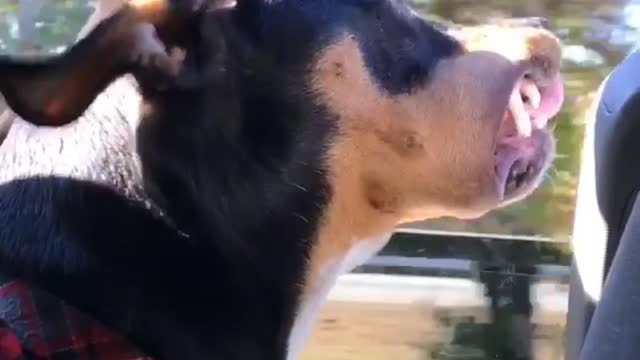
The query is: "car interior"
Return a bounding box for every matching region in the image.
[567,48,640,360]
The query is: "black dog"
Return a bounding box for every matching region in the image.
[0,0,564,359]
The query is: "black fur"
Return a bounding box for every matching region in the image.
[0,0,467,359]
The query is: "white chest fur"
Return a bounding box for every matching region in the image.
[286,232,392,360]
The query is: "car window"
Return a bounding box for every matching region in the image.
[0,1,636,359]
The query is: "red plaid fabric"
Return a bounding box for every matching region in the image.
[0,276,153,360]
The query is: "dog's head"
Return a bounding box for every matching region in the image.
[205,0,563,221]
[0,0,563,225]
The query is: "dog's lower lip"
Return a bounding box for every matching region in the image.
[495,148,520,201]
[494,138,543,201]
[504,158,533,197]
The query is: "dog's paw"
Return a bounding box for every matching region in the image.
[131,23,178,75]
[129,23,186,89]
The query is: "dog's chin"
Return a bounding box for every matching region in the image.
[418,75,561,223]
[434,163,550,222]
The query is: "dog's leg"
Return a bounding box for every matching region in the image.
[0,0,207,127]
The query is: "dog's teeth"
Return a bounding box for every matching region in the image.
[509,88,531,137]
[521,81,541,109]
[533,116,548,129]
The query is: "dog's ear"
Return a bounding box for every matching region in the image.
[0,0,208,127]
[0,31,142,127]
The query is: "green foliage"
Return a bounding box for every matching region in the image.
[0,0,92,54]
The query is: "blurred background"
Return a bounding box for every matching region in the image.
[0,0,637,358]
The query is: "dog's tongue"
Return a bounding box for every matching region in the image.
[504,74,564,138]
[531,74,564,127]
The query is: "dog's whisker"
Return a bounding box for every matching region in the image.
[293,213,310,224]
[544,173,558,188]
[292,183,308,192]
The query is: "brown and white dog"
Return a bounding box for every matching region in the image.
[0,0,564,359]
